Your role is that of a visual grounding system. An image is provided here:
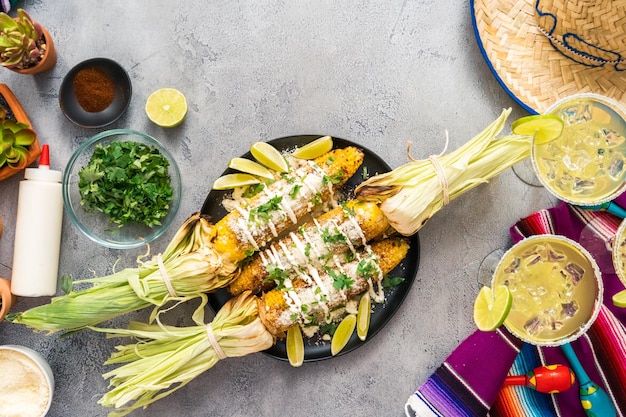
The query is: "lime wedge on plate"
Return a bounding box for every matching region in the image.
[286,325,305,367]
[473,285,512,331]
[292,136,333,160]
[250,142,289,173]
[613,289,626,308]
[511,114,564,145]
[331,314,356,356]
[212,173,261,190]
[145,88,188,128]
[356,292,371,341]
[228,157,274,180]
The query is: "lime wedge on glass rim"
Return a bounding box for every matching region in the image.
[613,289,626,308]
[228,157,275,180]
[212,173,261,190]
[292,136,333,160]
[331,314,357,356]
[286,325,305,367]
[511,114,564,145]
[357,292,371,341]
[473,285,512,331]
[250,142,289,173]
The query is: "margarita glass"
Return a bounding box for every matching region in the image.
[531,93,626,206]
[491,235,602,345]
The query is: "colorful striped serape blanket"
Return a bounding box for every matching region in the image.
[405,200,626,416]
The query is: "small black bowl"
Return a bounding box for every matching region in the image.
[59,57,132,128]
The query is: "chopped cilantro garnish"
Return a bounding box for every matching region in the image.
[325,267,354,290]
[289,184,302,199]
[341,201,356,217]
[322,169,345,187]
[264,265,290,289]
[357,258,377,279]
[344,251,356,263]
[77,141,173,227]
[320,322,338,336]
[304,242,312,258]
[242,183,265,198]
[249,195,283,224]
[382,275,405,290]
[280,172,296,184]
[311,192,322,206]
[325,156,335,165]
[321,226,347,245]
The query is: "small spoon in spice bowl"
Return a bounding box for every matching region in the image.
[59,57,132,129]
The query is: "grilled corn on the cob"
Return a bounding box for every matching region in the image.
[228,200,391,296]
[258,237,410,337]
[213,147,365,265]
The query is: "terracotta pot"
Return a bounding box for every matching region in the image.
[0,278,15,321]
[0,83,41,181]
[6,25,57,75]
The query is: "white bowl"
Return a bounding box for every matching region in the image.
[0,345,54,417]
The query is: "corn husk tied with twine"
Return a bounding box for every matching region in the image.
[355,108,531,236]
[91,291,273,417]
[7,212,236,333]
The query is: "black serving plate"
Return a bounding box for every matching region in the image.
[59,57,132,129]
[201,135,420,362]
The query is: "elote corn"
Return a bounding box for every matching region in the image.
[213,147,365,265]
[228,200,391,296]
[258,237,410,337]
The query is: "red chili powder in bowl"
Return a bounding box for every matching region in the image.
[72,67,115,112]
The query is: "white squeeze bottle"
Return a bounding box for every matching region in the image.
[11,144,64,297]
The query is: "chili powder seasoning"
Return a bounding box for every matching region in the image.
[72,67,115,112]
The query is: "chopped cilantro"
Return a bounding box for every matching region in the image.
[382,275,405,290]
[325,156,335,165]
[242,183,265,198]
[280,173,296,184]
[320,322,338,336]
[249,195,283,224]
[344,251,356,263]
[341,201,356,217]
[264,265,289,289]
[357,258,377,279]
[325,267,354,290]
[289,184,302,199]
[77,141,173,227]
[311,192,322,206]
[322,169,345,187]
[304,242,312,258]
[321,226,347,245]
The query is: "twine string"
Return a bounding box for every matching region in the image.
[206,324,227,360]
[407,130,451,205]
[157,254,178,298]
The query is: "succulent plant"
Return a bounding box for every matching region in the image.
[0,119,36,169]
[0,9,45,69]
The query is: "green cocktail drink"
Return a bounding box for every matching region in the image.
[532,94,626,205]
[492,235,602,345]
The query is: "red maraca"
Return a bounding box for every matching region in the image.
[503,364,575,393]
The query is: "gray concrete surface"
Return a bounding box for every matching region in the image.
[0,1,558,416]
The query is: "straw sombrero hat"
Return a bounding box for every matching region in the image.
[471,0,626,114]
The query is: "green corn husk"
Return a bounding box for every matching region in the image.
[355,108,532,235]
[7,213,236,333]
[92,291,273,417]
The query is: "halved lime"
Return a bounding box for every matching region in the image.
[613,289,626,308]
[145,88,188,128]
[473,285,512,331]
[286,325,305,367]
[511,114,564,145]
[228,157,275,180]
[331,314,356,356]
[356,292,371,341]
[250,142,289,173]
[212,173,261,190]
[292,136,333,160]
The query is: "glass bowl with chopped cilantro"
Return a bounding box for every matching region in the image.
[62,129,181,249]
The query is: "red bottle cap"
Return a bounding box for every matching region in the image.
[39,144,50,167]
